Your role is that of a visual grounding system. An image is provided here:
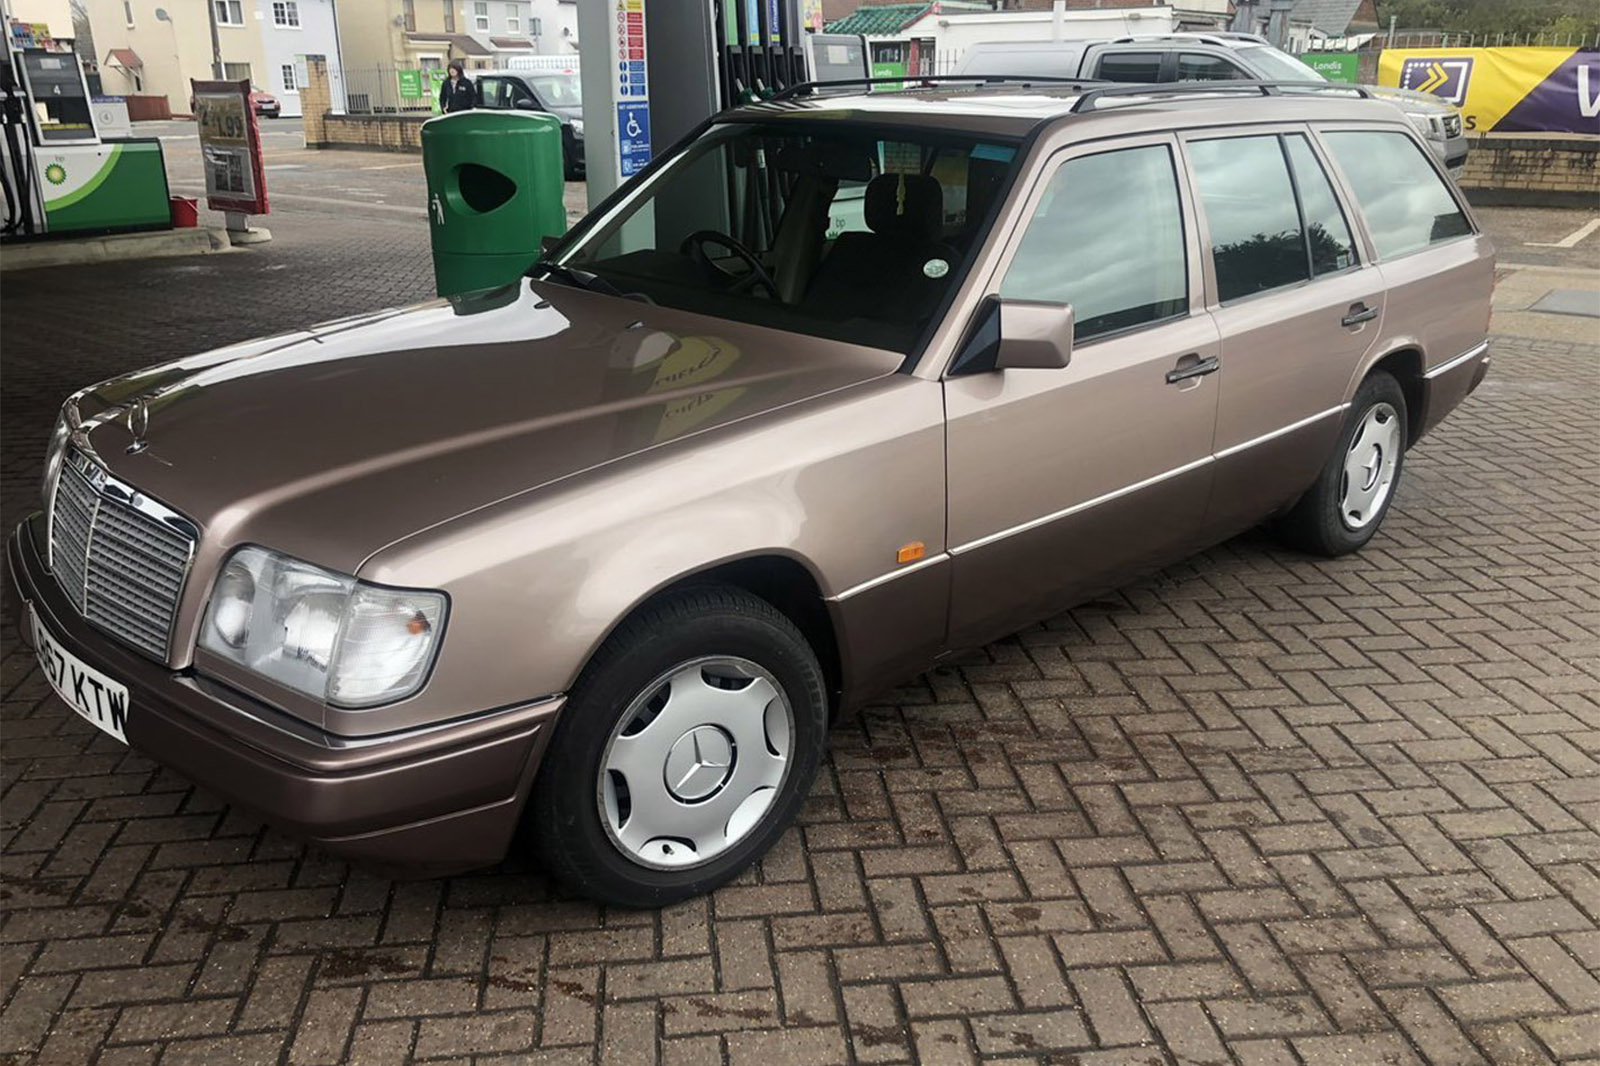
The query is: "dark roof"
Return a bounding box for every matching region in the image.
[106,48,142,68]
[1292,0,1379,36]
[404,33,494,57]
[824,2,988,36]
[490,37,534,49]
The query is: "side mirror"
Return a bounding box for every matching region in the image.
[994,299,1074,370]
[513,98,538,111]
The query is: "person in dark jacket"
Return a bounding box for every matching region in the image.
[439,61,477,113]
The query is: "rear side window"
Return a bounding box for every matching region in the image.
[1187,135,1308,302]
[1176,53,1249,81]
[1283,135,1357,275]
[1095,52,1162,82]
[999,144,1187,342]
[1322,130,1471,259]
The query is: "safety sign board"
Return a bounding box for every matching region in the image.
[613,0,652,176]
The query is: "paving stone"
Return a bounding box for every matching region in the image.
[1,200,1596,1066]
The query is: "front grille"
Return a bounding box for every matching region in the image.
[1443,114,1462,137]
[49,452,196,661]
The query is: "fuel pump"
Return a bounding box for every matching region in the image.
[1,11,172,240]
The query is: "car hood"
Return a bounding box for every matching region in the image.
[73,281,901,574]
[1359,84,1458,115]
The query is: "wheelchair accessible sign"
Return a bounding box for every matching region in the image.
[614,0,652,177]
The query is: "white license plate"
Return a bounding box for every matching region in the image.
[30,605,130,744]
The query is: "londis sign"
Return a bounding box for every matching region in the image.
[1379,47,1600,134]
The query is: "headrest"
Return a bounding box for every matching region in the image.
[864,173,943,243]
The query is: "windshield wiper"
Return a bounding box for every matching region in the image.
[528,259,625,298]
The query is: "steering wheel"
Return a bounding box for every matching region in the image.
[678,230,782,300]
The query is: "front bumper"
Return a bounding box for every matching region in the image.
[6,513,561,874]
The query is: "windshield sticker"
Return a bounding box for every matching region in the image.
[923,259,949,279]
[971,144,1016,163]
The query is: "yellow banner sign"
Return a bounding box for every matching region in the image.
[1378,47,1600,134]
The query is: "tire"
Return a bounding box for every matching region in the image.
[529,585,828,907]
[1274,371,1409,557]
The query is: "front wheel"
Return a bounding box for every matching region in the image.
[1274,371,1408,557]
[528,586,828,907]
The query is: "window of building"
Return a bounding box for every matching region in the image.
[1000,144,1188,342]
[272,1,299,27]
[1283,134,1357,276]
[474,2,489,31]
[442,0,454,32]
[1094,52,1162,83]
[506,4,520,32]
[531,16,542,35]
[213,0,244,26]
[1322,130,1472,260]
[281,64,298,91]
[222,62,252,82]
[123,1,135,27]
[402,0,415,31]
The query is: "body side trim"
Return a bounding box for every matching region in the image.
[1214,404,1349,460]
[1424,340,1489,380]
[829,552,947,602]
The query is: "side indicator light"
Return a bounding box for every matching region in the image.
[896,541,926,564]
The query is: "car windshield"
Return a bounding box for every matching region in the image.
[556,121,1021,353]
[528,72,581,106]
[1239,46,1327,83]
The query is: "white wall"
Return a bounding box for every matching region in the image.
[526,0,577,54]
[257,0,343,116]
[900,7,1180,58]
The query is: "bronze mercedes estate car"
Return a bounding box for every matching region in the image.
[8,81,1493,906]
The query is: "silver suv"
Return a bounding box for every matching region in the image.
[956,33,1469,175]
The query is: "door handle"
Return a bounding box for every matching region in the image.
[1342,303,1379,328]
[1165,354,1220,385]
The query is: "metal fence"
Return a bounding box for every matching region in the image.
[342,66,439,116]
[1381,30,1598,49]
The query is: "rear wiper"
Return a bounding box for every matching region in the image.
[528,259,624,298]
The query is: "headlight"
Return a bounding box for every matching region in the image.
[569,117,583,137]
[41,406,71,507]
[1407,112,1443,138]
[200,546,447,708]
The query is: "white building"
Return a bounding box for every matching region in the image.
[260,0,343,117]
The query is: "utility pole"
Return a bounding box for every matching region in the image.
[206,0,224,78]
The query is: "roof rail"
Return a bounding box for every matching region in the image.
[770,74,1104,102]
[1109,32,1272,46]
[1070,79,1371,113]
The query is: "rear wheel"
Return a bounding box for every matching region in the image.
[1274,371,1408,557]
[529,585,827,907]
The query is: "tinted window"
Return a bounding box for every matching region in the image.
[1283,134,1357,275]
[1000,145,1187,341]
[1323,130,1471,259]
[1176,53,1249,81]
[1188,136,1308,302]
[1095,52,1162,82]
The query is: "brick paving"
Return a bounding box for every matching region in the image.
[1,210,1598,1064]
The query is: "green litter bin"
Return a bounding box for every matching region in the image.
[421,110,567,298]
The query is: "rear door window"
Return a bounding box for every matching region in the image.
[1321,130,1472,259]
[477,76,508,108]
[1187,135,1308,302]
[999,143,1188,341]
[1093,52,1163,82]
[1176,53,1250,81]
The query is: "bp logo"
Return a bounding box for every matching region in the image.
[44,162,67,185]
[1399,57,1474,106]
